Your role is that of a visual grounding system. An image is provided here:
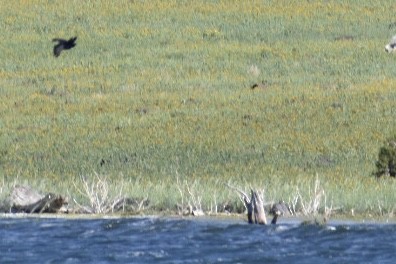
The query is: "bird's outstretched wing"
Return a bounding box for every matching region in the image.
[52,38,67,44]
[68,37,77,44]
[53,43,64,57]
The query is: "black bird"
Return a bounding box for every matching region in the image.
[270,201,294,224]
[52,37,77,57]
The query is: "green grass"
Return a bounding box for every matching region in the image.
[1,0,396,218]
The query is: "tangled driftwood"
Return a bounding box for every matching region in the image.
[228,184,293,225]
[5,185,150,215]
[10,185,67,213]
[227,184,268,224]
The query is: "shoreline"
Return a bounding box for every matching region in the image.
[2,183,395,225]
[1,211,395,225]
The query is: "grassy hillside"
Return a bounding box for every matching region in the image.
[1,0,396,216]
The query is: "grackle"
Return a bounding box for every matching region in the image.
[52,37,77,57]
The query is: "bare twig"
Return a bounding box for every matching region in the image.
[176,177,204,216]
[225,183,250,209]
[292,176,326,217]
[72,173,124,214]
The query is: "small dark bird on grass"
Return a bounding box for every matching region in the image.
[52,37,77,57]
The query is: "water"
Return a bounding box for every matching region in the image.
[1,216,395,264]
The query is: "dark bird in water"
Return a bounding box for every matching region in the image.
[52,37,77,57]
[270,201,294,224]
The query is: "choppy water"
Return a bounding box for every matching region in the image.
[1,216,395,263]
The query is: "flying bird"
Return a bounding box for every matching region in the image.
[52,37,77,57]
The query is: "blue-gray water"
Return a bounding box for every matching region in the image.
[1,216,395,264]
